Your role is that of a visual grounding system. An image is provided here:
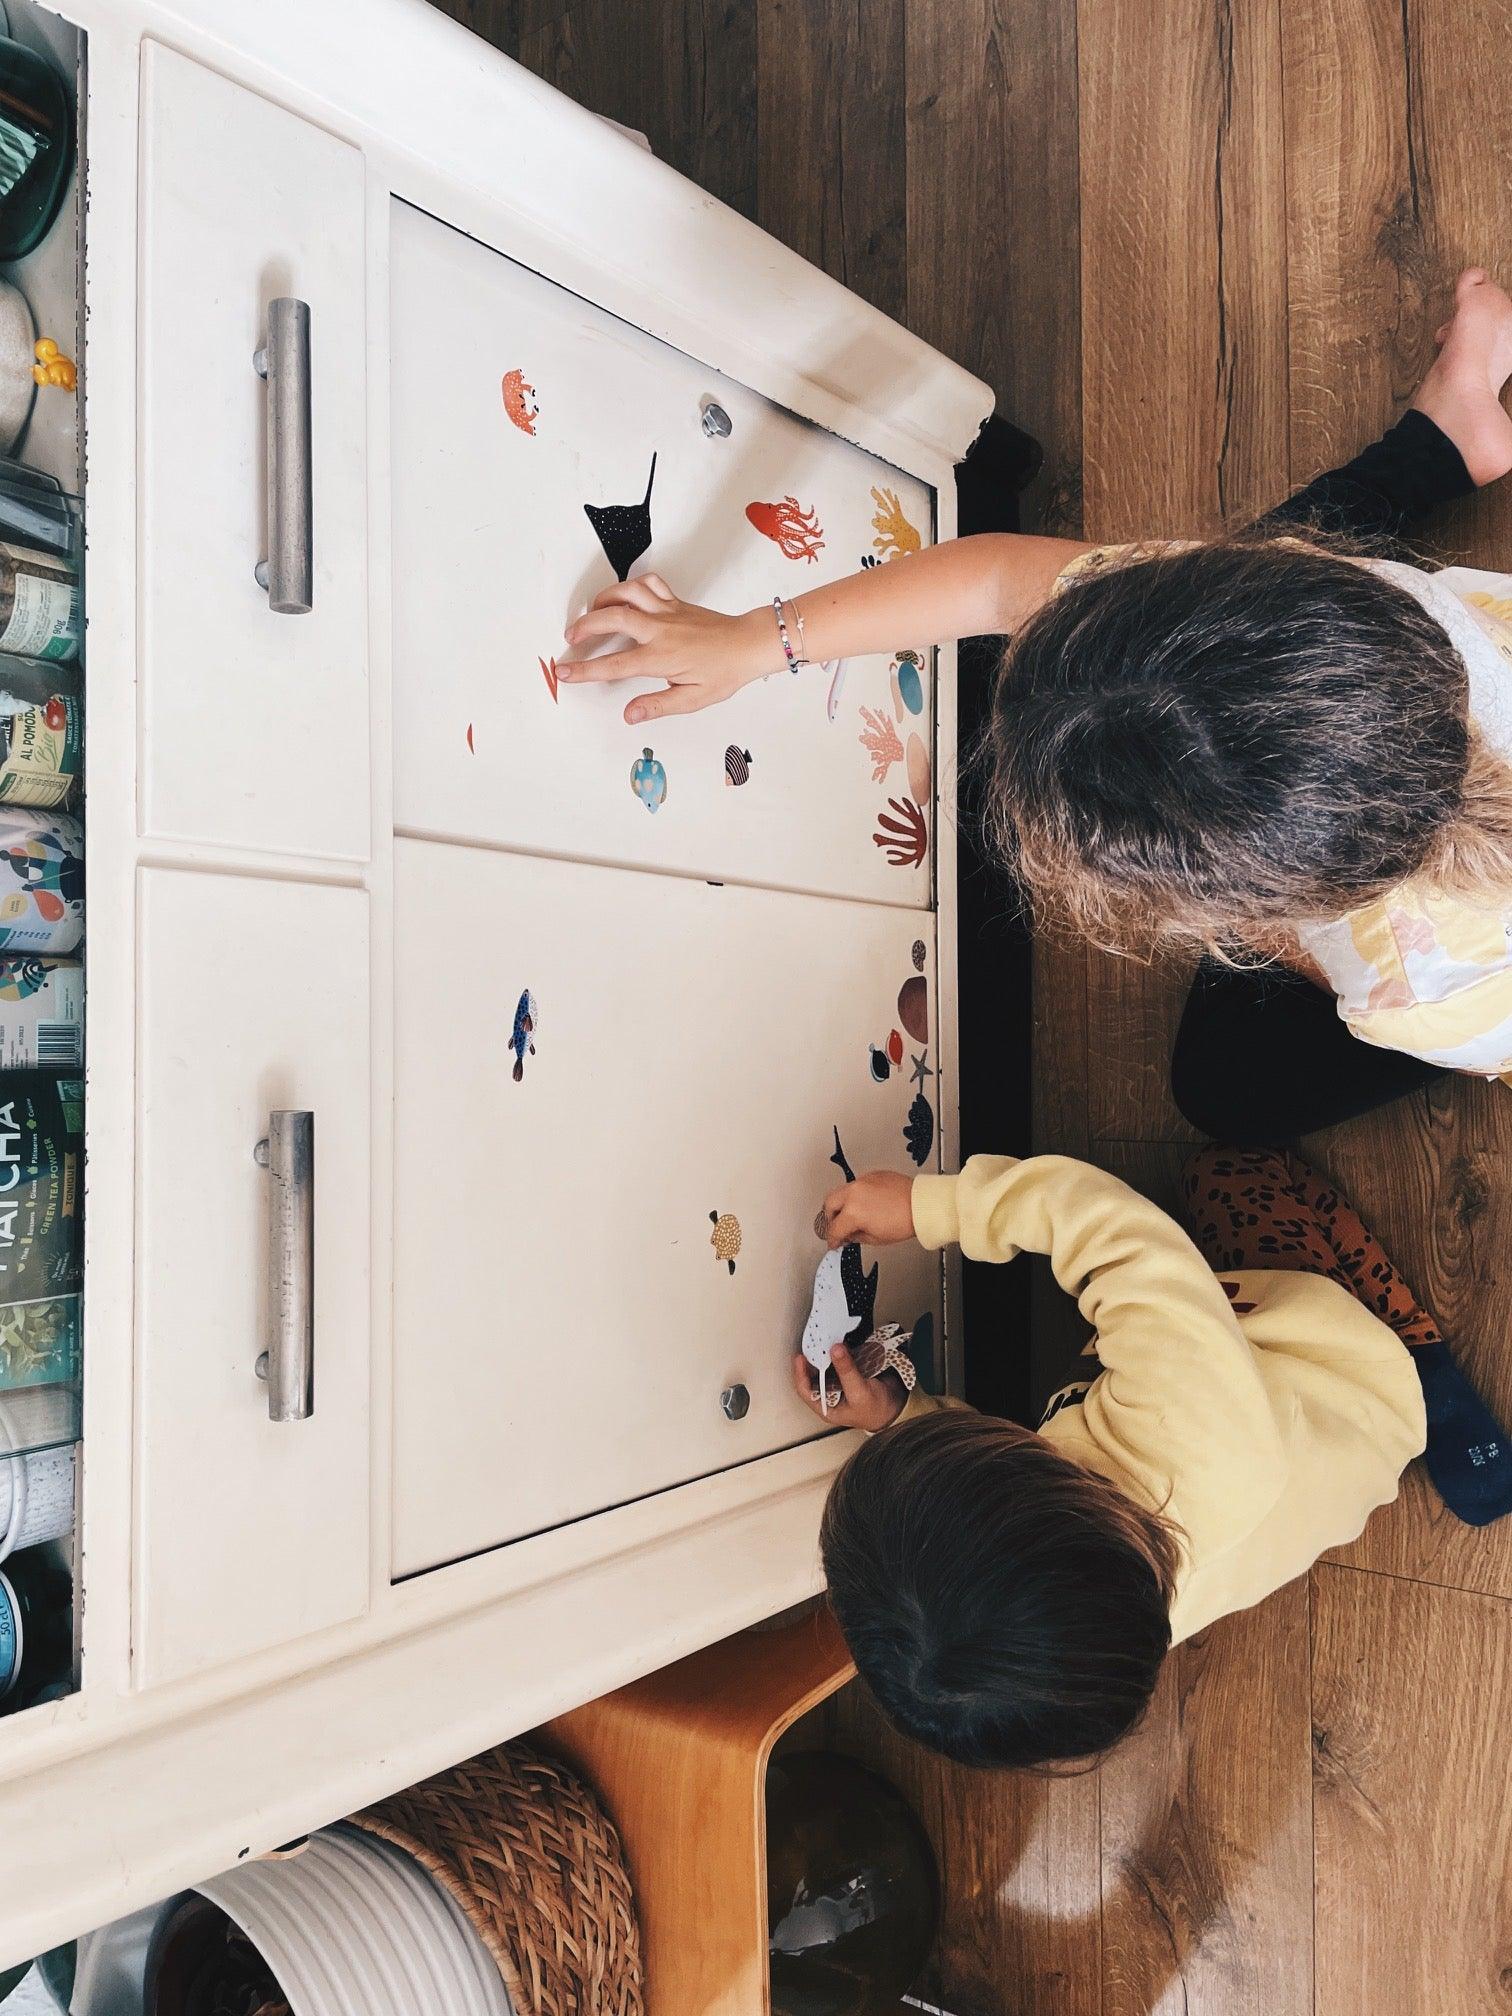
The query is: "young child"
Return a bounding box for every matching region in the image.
[797,1149,1432,1770]
[558,268,1512,1113]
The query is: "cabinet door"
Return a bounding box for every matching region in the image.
[391,838,943,1579]
[135,871,370,1686]
[138,45,369,860]
[388,199,935,908]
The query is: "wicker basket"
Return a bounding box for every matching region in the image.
[350,1742,644,2016]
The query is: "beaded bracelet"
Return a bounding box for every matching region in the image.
[772,595,808,673]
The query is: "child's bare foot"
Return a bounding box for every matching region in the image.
[1411,268,1512,486]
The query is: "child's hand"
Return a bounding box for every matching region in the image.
[821,1171,916,1248]
[558,575,775,725]
[791,1343,908,1431]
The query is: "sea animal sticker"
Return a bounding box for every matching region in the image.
[860,555,880,570]
[586,454,658,581]
[911,939,927,971]
[724,745,753,788]
[539,656,560,703]
[898,976,929,1045]
[501,368,539,436]
[509,989,538,1083]
[33,338,75,392]
[825,661,848,721]
[859,707,903,784]
[466,723,475,754]
[892,650,926,717]
[800,1129,880,1412]
[874,797,927,869]
[630,746,668,813]
[870,486,922,562]
[710,1209,742,1275]
[745,495,826,564]
[904,1092,935,1166]
[909,1049,935,1090]
[868,1044,892,1084]
[906,733,931,807]
[887,1029,904,1067]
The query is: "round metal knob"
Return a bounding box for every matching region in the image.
[701,399,732,439]
[720,1383,751,1421]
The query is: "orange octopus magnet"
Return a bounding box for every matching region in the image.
[745,495,826,564]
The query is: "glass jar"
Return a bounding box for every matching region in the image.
[0,29,75,262]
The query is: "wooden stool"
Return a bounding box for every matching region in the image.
[545,1603,854,2016]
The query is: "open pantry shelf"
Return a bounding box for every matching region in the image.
[0,0,85,1721]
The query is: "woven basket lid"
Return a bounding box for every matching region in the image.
[351,1741,644,2016]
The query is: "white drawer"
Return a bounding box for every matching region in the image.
[134,869,371,1687]
[138,44,369,861]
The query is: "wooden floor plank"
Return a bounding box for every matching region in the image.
[1075,0,1289,1145]
[794,1679,1103,2016]
[1312,1565,1512,2014]
[1100,1583,1314,2016]
[754,0,906,324]
[903,0,1083,534]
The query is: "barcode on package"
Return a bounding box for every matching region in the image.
[35,1020,81,1064]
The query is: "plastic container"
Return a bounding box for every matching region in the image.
[165,1825,515,2016]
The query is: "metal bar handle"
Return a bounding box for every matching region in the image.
[253,297,314,614]
[254,1111,315,1422]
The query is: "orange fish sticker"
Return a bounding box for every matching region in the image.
[502,368,539,436]
[539,656,559,703]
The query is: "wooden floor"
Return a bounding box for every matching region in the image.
[434,2,1512,2008]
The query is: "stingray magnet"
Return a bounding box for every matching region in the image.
[859,706,903,785]
[585,453,658,581]
[745,495,825,564]
[799,1129,879,1414]
[710,1209,742,1274]
[539,655,560,703]
[724,745,753,788]
[911,939,927,971]
[501,368,539,436]
[874,797,927,869]
[509,989,538,1083]
[892,650,926,716]
[630,746,668,813]
[870,485,922,562]
[898,976,929,1045]
[904,1091,934,1166]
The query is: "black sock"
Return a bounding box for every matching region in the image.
[1411,1341,1512,1527]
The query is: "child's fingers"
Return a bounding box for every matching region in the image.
[626,685,706,726]
[588,577,672,616]
[555,644,644,684]
[564,605,654,648]
[828,1343,871,1410]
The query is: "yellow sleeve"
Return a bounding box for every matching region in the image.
[910,1156,1288,1555]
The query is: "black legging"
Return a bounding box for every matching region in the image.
[1170,410,1475,1144]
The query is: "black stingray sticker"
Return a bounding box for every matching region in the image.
[585,453,658,581]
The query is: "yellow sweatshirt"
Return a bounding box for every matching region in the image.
[901,1155,1426,1643]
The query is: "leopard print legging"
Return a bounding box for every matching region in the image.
[1178,1145,1442,1352]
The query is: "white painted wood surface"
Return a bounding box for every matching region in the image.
[391,839,943,1576]
[0,0,993,1967]
[390,199,936,907]
[138,46,370,860]
[134,871,371,1685]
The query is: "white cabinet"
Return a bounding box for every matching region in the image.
[391,838,943,1578]
[134,870,371,1686]
[138,45,369,862]
[389,200,936,908]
